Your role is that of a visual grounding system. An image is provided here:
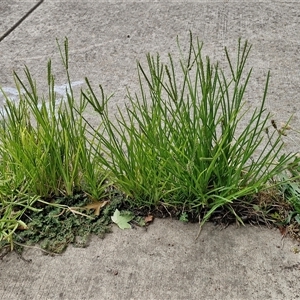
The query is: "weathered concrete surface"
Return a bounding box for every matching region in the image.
[1,219,300,300]
[0,2,35,37]
[1,1,300,299]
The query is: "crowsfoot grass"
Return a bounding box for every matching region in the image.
[1,34,300,253]
[0,39,108,250]
[84,34,297,225]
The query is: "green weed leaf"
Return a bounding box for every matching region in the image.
[294,214,300,224]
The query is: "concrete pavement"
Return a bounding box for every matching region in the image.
[1,1,300,299]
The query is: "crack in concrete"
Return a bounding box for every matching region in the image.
[0,0,44,43]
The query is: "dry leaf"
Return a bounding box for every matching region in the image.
[144,215,154,224]
[83,200,109,216]
[17,221,28,230]
[279,226,288,237]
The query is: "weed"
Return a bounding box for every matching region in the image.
[10,194,122,254]
[84,33,296,226]
[1,33,300,253]
[179,212,189,223]
[0,39,109,250]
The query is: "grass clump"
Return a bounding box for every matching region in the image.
[0,39,110,253]
[1,33,300,254]
[85,33,298,225]
[0,42,106,199]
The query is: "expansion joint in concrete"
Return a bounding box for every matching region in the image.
[0,0,44,43]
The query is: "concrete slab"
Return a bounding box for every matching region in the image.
[0,2,31,32]
[1,2,300,119]
[1,219,300,300]
[1,1,300,299]
[0,1,44,43]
